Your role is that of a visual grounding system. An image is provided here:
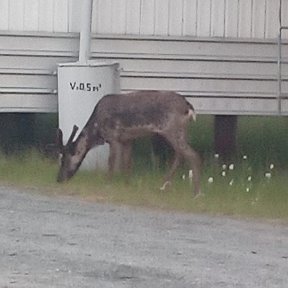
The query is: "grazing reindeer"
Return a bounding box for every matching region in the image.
[56,90,202,196]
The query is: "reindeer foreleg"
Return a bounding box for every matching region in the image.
[120,141,133,176]
[108,141,122,176]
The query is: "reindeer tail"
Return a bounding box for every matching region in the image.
[186,101,197,122]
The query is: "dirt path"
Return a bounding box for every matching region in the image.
[0,186,287,288]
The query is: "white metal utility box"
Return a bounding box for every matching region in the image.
[58,61,120,170]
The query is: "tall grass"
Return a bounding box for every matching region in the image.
[0,115,288,220]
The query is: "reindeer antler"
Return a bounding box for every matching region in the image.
[56,128,64,152]
[67,125,79,145]
[56,125,79,152]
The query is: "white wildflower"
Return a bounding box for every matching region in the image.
[182,174,186,180]
[188,170,193,184]
[265,172,272,179]
[246,187,250,192]
[222,164,227,170]
[214,153,219,159]
[269,164,274,170]
[222,171,226,177]
[208,177,214,183]
[243,155,248,160]
[247,176,252,182]
[229,179,234,186]
[229,164,234,170]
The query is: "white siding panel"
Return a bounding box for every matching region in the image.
[111,0,126,34]
[238,0,252,38]
[182,0,197,36]
[0,0,285,38]
[154,0,169,35]
[211,0,225,37]
[266,0,280,38]
[168,0,183,36]
[225,0,238,37]
[197,0,211,36]
[9,0,24,31]
[91,0,98,33]
[24,0,39,31]
[125,0,141,34]
[252,0,266,38]
[0,0,9,30]
[69,0,82,32]
[54,0,69,32]
[140,0,155,35]
[94,0,112,34]
[281,0,288,27]
[38,0,53,32]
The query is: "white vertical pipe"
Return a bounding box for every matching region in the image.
[79,0,93,63]
[279,0,282,27]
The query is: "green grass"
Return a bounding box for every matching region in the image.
[0,151,56,186]
[0,115,288,221]
[202,159,288,218]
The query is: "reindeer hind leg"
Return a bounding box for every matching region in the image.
[163,132,202,196]
[178,144,202,196]
[160,153,181,191]
[120,141,133,176]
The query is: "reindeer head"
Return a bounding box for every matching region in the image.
[56,125,81,183]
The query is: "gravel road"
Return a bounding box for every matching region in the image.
[0,186,287,288]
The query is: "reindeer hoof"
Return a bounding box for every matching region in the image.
[193,191,204,199]
[160,181,171,191]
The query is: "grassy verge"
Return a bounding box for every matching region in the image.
[0,115,287,221]
[0,149,287,221]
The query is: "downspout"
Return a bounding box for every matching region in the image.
[79,0,93,64]
[277,0,282,115]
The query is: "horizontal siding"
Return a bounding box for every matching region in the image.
[1,32,288,115]
[0,32,78,112]
[0,0,286,39]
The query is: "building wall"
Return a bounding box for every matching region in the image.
[0,0,70,32]
[0,1,288,115]
[0,0,287,39]
[92,0,286,38]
